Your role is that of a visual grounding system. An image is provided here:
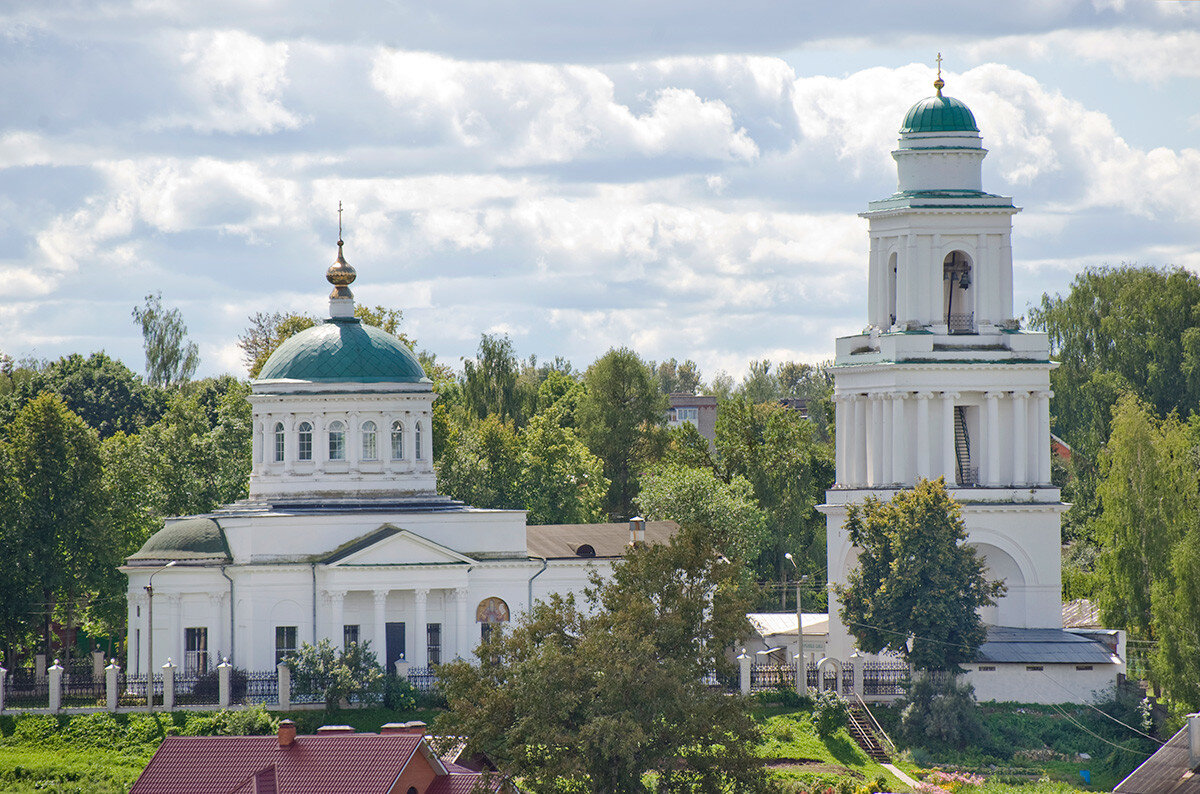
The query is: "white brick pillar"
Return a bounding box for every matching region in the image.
[0,665,7,713]
[1012,391,1029,486]
[105,660,120,712]
[985,391,1002,486]
[217,658,232,708]
[277,663,291,709]
[413,588,429,668]
[48,660,63,713]
[455,588,471,660]
[162,658,176,711]
[738,650,751,696]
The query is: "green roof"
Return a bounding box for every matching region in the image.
[901,94,978,134]
[257,318,430,384]
[129,517,231,561]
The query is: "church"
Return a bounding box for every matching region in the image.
[820,71,1123,703]
[120,240,670,677]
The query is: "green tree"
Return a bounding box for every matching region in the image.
[287,638,385,711]
[132,293,200,387]
[436,527,764,793]
[518,413,608,525]
[715,397,833,598]
[535,369,584,428]
[1154,519,1200,709]
[1093,394,1196,643]
[462,334,522,425]
[737,360,780,404]
[577,348,667,519]
[636,464,769,562]
[436,415,522,510]
[651,358,702,395]
[837,479,1004,673]
[1,393,112,658]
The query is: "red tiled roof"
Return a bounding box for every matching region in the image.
[131,734,424,794]
[427,771,503,794]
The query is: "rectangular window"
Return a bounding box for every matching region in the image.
[427,623,442,666]
[184,627,209,675]
[481,623,495,643]
[676,407,699,426]
[1076,665,1093,671]
[275,626,298,665]
[344,624,360,648]
[1025,665,1043,672]
[134,629,140,675]
[977,665,996,672]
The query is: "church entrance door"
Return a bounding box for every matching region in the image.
[386,622,406,670]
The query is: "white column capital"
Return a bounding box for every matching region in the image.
[327,589,347,603]
[373,590,388,606]
[938,390,958,401]
[984,390,1003,400]
[1012,390,1030,401]
[413,588,430,604]
[207,593,224,607]
[454,587,470,603]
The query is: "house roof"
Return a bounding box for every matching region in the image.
[525,520,678,559]
[1114,719,1200,793]
[130,734,499,794]
[747,613,829,638]
[127,517,231,563]
[975,627,1118,665]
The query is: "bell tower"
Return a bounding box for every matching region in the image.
[821,72,1065,659]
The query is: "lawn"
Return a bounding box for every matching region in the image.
[753,708,906,792]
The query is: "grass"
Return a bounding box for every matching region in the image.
[753,708,905,792]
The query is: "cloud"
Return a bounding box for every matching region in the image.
[153,29,302,133]
[966,28,1200,82]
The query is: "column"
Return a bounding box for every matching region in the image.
[880,393,893,485]
[455,588,471,659]
[834,396,847,485]
[941,392,958,483]
[977,233,991,325]
[867,395,882,486]
[868,236,882,327]
[916,233,932,324]
[373,590,387,661]
[891,392,907,485]
[1000,236,1014,321]
[1012,391,1029,485]
[126,593,138,674]
[985,392,1002,486]
[330,591,346,648]
[251,421,262,465]
[1037,391,1052,485]
[169,595,183,666]
[853,396,867,486]
[915,392,931,479]
[413,589,429,668]
[902,233,917,325]
[313,416,326,474]
[348,411,361,473]
[209,594,225,664]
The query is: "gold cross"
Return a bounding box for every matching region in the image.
[338,200,343,240]
[936,52,942,79]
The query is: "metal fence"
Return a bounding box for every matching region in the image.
[862,662,908,696]
[407,666,438,693]
[242,669,280,705]
[5,670,48,708]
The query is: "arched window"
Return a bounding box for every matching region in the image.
[361,421,378,461]
[390,421,404,460]
[477,597,510,643]
[273,422,285,462]
[328,421,346,461]
[943,250,974,333]
[887,251,898,327]
[297,422,313,461]
[415,422,424,461]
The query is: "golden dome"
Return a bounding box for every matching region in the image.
[326,239,356,300]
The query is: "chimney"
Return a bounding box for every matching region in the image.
[381,720,427,736]
[629,516,645,546]
[1189,713,1200,771]
[316,725,356,735]
[277,720,297,748]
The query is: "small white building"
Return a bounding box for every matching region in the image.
[121,242,660,676]
[818,73,1123,703]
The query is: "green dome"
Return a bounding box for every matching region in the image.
[900,94,978,134]
[129,517,230,561]
[257,318,429,384]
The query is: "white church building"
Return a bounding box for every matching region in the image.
[120,240,671,677]
[819,73,1123,704]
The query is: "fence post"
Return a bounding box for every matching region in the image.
[394,659,410,679]
[105,660,120,712]
[92,651,106,679]
[35,654,46,681]
[738,649,751,696]
[277,663,291,710]
[0,665,7,713]
[48,659,63,713]
[794,652,805,698]
[217,658,232,708]
[853,659,865,696]
[162,658,176,711]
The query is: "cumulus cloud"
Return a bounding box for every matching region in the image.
[967,28,1200,82]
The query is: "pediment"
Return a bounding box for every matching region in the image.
[323,525,475,567]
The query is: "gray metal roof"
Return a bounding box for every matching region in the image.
[975,627,1117,664]
[525,520,678,559]
[1114,723,1200,793]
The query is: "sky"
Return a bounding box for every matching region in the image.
[2,1,1200,384]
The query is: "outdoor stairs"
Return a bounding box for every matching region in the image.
[954,406,974,485]
[847,702,890,762]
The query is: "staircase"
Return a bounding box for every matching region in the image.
[953,406,976,485]
[847,702,890,762]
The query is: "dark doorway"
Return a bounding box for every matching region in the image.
[385,622,406,671]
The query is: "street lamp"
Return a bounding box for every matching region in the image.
[784,553,808,696]
[145,561,177,709]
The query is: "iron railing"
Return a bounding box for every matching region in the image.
[948,312,975,333]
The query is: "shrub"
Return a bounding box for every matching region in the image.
[898,674,986,751]
[813,690,848,737]
[382,675,417,712]
[287,639,384,711]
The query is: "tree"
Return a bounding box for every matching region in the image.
[462,334,522,425]
[436,526,765,793]
[576,348,667,519]
[650,358,702,395]
[132,293,200,387]
[0,393,113,659]
[1093,394,1195,642]
[636,464,769,562]
[518,413,608,525]
[737,360,779,404]
[435,415,522,510]
[715,398,833,599]
[287,638,385,711]
[837,479,1004,673]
